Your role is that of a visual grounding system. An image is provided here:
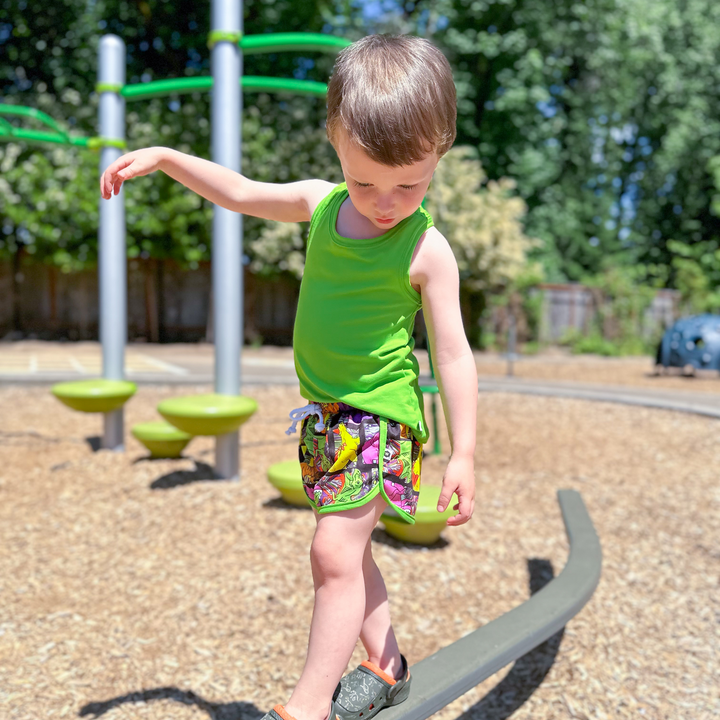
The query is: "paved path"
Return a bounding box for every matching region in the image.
[2,341,720,419]
[0,341,298,385]
[476,375,720,419]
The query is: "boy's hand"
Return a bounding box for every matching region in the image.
[437,454,475,526]
[100,148,166,199]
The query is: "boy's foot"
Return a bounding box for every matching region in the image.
[263,703,340,720]
[334,655,411,720]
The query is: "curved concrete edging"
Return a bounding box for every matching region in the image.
[382,490,601,720]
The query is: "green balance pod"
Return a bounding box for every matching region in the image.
[51,379,137,413]
[131,421,193,458]
[157,394,258,436]
[381,484,456,545]
[267,460,310,507]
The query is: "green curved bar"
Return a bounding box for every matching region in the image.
[121,76,213,100]
[122,75,327,101]
[0,125,90,146]
[243,76,327,96]
[241,32,351,55]
[0,104,68,136]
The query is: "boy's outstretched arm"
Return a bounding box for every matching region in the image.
[100,146,335,222]
[410,226,478,526]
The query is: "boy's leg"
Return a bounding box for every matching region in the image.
[358,540,403,680]
[284,494,388,720]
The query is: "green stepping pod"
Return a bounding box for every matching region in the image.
[157,394,258,436]
[382,485,456,545]
[266,460,310,507]
[131,421,193,458]
[51,379,137,413]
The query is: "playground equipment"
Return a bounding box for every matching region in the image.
[381,485,455,545]
[157,394,257,436]
[3,5,350,469]
[267,460,312,507]
[131,421,193,459]
[92,17,348,474]
[656,313,720,374]
[51,378,136,414]
[265,461,457,545]
[386,489,600,720]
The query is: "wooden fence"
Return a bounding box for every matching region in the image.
[0,264,681,347]
[537,283,679,342]
[0,259,299,344]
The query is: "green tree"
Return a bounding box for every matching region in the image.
[0,0,345,273]
[424,145,540,344]
[346,0,720,285]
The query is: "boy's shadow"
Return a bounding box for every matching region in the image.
[458,558,564,720]
[79,688,263,720]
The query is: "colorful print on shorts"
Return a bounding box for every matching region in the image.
[298,403,422,521]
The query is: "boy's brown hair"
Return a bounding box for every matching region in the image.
[326,34,457,167]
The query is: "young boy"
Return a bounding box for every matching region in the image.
[101,33,477,720]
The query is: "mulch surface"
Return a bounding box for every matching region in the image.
[0,380,717,720]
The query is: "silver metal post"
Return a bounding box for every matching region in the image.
[98,34,127,451]
[211,0,243,479]
[507,310,516,377]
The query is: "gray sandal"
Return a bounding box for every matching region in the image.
[262,703,341,720]
[334,655,411,720]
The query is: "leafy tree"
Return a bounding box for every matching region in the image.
[424,145,540,344]
[425,145,538,292]
[0,0,345,273]
[345,0,720,284]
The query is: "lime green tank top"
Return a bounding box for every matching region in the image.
[293,182,433,443]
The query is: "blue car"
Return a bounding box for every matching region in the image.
[656,314,720,373]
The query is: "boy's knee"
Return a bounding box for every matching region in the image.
[310,528,361,581]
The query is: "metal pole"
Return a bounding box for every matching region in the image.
[507,309,516,378]
[98,34,127,451]
[211,0,243,480]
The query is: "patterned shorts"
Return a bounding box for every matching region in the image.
[298,403,422,523]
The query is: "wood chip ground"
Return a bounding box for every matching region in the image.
[0,371,717,720]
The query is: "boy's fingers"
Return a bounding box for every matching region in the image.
[436,487,455,513]
[446,494,473,526]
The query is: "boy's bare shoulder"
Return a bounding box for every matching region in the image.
[410,225,458,286]
[302,179,338,218]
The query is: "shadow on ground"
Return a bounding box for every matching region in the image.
[79,687,264,720]
[85,436,102,452]
[77,561,561,720]
[458,558,564,720]
[150,460,224,488]
[262,497,313,511]
[371,526,450,550]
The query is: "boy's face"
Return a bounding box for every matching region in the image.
[335,129,439,232]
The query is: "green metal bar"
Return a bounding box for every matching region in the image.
[423,346,442,455]
[240,32,351,55]
[121,75,327,101]
[0,126,90,147]
[121,76,213,100]
[243,76,327,96]
[0,104,68,137]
